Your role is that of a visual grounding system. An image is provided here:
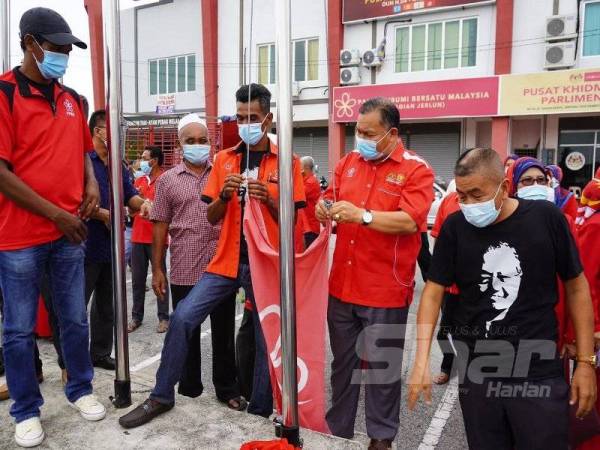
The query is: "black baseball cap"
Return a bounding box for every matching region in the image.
[19,7,87,49]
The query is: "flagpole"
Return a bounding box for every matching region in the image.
[103,0,131,408]
[274,0,301,446]
[1,0,9,73]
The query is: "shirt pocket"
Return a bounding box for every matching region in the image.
[373,183,405,210]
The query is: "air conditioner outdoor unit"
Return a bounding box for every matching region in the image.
[340,49,361,67]
[546,15,578,41]
[362,48,383,68]
[292,82,300,98]
[340,67,360,85]
[544,42,576,69]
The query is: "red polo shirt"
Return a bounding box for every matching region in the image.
[201,140,306,279]
[301,173,321,234]
[131,171,163,244]
[326,142,434,308]
[0,68,93,251]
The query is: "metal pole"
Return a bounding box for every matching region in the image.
[274,0,300,446]
[1,0,9,73]
[103,0,131,408]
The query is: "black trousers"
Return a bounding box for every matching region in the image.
[170,284,240,402]
[131,243,169,322]
[304,232,319,250]
[85,261,114,361]
[235,307,256,401]
[436,292,459,375]
[459,376,569,450]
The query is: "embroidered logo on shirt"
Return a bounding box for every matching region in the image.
[386,173,405,186]
[346,167,356,178]
[225,163,233,171]
[63,99,75,117]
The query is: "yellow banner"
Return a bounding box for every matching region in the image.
[499,68,600,116]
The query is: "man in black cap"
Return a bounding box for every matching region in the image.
[0,7,106,448]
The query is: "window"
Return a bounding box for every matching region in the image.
[395,18,478,72]
[583,1,600,56]
[258,43,276,85]
[148,54,196,95]
[294,38,319,82]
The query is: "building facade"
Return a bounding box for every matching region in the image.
[86,0,600,191]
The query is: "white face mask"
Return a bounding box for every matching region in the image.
[459,182,504,228]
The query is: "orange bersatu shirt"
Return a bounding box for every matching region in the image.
[131,171,162,244]
[327,142,434,308]
[0,68,93,250]
[201,141,306,279]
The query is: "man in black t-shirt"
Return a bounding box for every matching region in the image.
[407,148,597,450]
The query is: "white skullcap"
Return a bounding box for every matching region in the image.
[178,113,206,132]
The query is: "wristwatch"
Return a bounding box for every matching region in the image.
[576,354,597,368]
[362,209,373,226]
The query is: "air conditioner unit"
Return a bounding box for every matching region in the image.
[340,49,361,67]
[362,48,383,68]
[340,67,360,85]
[544,42,576,69]
[546,15,577,41]
[292,82,300,98]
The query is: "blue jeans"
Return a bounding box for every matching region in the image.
[151,264,273,417]
[0,237,94,423]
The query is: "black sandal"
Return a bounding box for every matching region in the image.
[225,396,248,411]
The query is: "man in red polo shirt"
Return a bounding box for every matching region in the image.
[300,156,322,249]
[0,8,106,447]
[129,146,170,333]
[316,98,434,449]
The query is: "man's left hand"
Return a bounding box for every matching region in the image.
[80,178,100,220]
[247,179,271,205]
[570,364,597,419]
[330,201,363,224]
[140,201,152,219]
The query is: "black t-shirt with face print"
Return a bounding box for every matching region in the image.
[428,199,582,380]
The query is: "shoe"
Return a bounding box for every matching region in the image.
[119,398,173,429]
[93,356,116,371]
[157,320,169,333]
[14,417,45,448]
[61,369,68,386]
[69,394,106,421]
[0,373,43,401]
[127,320,142,333]
[368,439,393,450]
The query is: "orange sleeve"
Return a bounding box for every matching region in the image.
[292,157,306,206]
[398,163,435,229]
[202,155,223,201]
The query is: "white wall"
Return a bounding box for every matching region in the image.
[217,0,243,117]
[135,0,205,114]
[120,8,136,114]
[343,3,496,86]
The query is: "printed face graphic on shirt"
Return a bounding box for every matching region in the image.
[479,242,522,337]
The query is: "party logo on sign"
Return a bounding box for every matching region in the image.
[334,92,357,119]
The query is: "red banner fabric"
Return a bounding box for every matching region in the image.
[243,199,330,434]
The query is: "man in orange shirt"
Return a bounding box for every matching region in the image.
[316,98,434,449]
[128,146,169,333]
[300,156,322,248]
[119,83,306,428]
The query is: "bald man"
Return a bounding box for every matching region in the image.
[149,114,245,410]
[408,148,596,450]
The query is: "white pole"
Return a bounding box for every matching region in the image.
[1,0,9,73]
[274,0,300,445]
[102,0,131,408]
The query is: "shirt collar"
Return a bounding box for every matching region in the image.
[13,67,61,99]
[387,139,406,164]
[175,161,211,175]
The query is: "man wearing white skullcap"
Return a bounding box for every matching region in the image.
[147,113,246,409]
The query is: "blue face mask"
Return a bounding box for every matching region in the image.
[140,160,152,175]
[183,144,210,165]
[355,129,391,161]
[459,183,503,228]
[33,39,69,80]
[133,170,144,179]
[517,184,554,202]
[238,117,266,146]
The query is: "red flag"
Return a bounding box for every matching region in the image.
[243,199,330,434]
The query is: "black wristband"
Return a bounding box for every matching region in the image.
[219,190,231,203]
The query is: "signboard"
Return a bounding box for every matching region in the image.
[156,94,175,114]
[499,68,600,116]
[332,76,499,122]
[342,0,491,23]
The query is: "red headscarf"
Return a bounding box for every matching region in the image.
[576,177,600,227]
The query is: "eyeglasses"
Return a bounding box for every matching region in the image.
[519,176,548,187]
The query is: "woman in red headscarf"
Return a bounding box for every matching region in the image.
[576,176,600,450]
[547,164,578,220]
